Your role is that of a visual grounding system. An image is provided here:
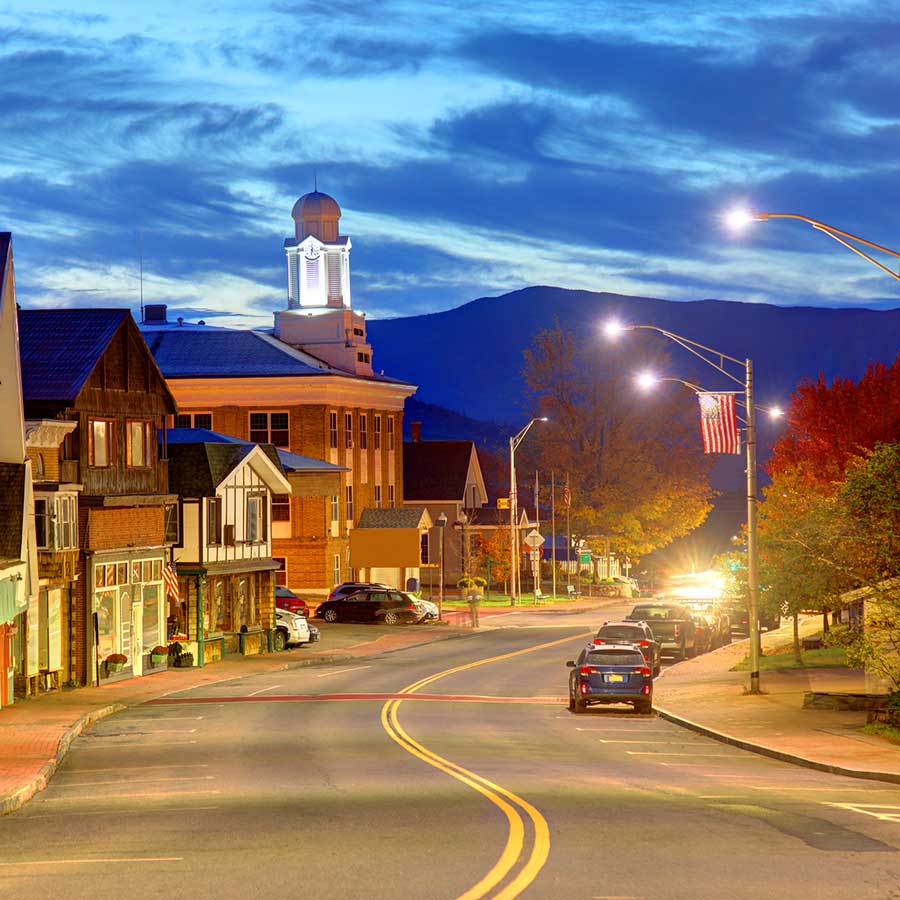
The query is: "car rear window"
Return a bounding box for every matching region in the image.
[585,650,645,666]
[598,626,642,640]
[630,606,677,620]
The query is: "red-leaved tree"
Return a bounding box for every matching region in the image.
[768,355,900,485]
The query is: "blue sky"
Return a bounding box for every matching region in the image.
[3,0,899,327]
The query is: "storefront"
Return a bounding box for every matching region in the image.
[90,552,166,682]
[0,576,23,708]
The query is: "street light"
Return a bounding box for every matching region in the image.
[436,512,447,621]
[509,417,548,606]
[607,323,766,694]
[636,372,785,419]
[725,208,900,283]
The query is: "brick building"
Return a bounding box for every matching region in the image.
[141,190,416,595]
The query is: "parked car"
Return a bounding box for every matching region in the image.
[685,602,731,649]
[626,602,697,660]
[566,644,653,714]
[726,601,781,635]
[326,582,393,602]
[274,608,312,650]
[316,587,421,625]
[690,611,715,654]
[275,586,310,618]
[592,621,661,676]
[408,594,439,622]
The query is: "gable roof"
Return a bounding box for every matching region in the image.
[166,441,293,497]
[0,234,10,291]
[166,428,347,473]
[18,309,131,402]
[357,507,431,529]
[0,463,25,561]
[403,440,478,501]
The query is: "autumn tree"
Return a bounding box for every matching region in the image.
[768,355,900,484]
[469,528,511,592]
[521,323,714,559]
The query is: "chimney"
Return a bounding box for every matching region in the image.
[411,421,421,443]
[144,303,167,324]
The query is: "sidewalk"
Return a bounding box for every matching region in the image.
[0,597,614,817]
[654,625,900,784]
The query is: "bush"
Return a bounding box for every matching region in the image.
[150,645,168,656]
[174,652,194,668]
[107,653,127,664]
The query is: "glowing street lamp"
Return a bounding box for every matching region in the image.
[607,322,770,694]
[725,208,900,283]
[509,417,548,606]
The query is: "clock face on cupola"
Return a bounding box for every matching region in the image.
[284,190,352,311]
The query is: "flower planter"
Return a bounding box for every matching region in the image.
[107,662,125,674]
[150,654,167,667]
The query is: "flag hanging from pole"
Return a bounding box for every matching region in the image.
[698,392,740,455]
[563,474,571,509]
[163,561,180,601]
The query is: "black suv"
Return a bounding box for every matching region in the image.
[316,587,422,625]
[592,621,661,677]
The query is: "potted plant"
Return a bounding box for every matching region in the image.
[457,576,487,600]
[106,653,127,673]
[150,645,168,666]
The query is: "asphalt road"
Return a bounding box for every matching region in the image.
[1,608,899,900]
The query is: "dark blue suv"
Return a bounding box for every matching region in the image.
[566,644,653,714]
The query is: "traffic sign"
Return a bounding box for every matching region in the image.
[523,529,545,550]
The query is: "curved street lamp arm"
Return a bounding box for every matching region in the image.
[756,212,900,282]
[630,324,745,386]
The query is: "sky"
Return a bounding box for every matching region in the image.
[3,0,900,327]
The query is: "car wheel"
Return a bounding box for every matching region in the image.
[323,608,339,623]
[567,690,576,712]
[383,610,400,626]
[653,664,661,678]
[635,699,653,715]
[686,642,697,658]
[574,697,586,714]
[273,629,287,652]
[676,642,686,661]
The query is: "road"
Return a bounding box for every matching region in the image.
[1,607,899,900]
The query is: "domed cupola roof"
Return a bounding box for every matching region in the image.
[291,190,341,222]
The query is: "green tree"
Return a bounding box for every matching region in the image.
[522,323,714,559]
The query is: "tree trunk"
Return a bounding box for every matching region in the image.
[793,611,802,664]
[823,607,830,634]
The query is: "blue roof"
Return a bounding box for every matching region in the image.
[144,329,330,378]
[165,429,346,472]
[18,309,131,402]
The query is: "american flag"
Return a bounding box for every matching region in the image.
[698,393,740,455]
[563,474,571,509]
[163,561,180,601]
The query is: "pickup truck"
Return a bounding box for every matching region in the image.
[625,602,697,660]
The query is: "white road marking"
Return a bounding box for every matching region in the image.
[316,666,371,678]
[751,786,898,793]
[55,775,215,788]
[135,728,197,734]
[39,789,219,801]
[0,857,184,867]
[247,684,282,696]
[64,764,209,774]
[118,715,204,721]
[825,802,900,822]
[26,806,220,820]
[627,751,734,757]
[596,739,679,744]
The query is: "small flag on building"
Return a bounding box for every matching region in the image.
[563,474,571,509]
[698,392,740,455]
[163,561,180,601]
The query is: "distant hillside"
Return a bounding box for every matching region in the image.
[402,397,508,449]
[370,286,900,425]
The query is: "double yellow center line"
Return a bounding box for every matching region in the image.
[380,631,591,900]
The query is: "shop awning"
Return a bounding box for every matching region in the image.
[0,577,20,624]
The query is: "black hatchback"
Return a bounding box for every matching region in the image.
[315,588,421,626]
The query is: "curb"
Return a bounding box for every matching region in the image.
[654,705,900,786]
[0,702,127,817]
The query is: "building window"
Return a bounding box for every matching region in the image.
[329,411,338,449]
[360,414,367,450]
[250,412,289,448]
[273,557,287,588]
[387,416,395,451]
[330,494,339,524]
[346,484,353,522]
[388,484,395,508]
[272,494,290,522]
[333,554,341,586]
[246,494,267,543]
[207,497,222,546]
[35,498,50,549]
[174,412,212,430]
[164,503,180,545]
[57,495,77,550]
[374,484,382,508]
[420,532,430,565]
[88,418,114,468]
[345,412,353,449]
[374,415,381,450]
[357,352,370,364]
[127,420,153,468]
[33,453,44,477]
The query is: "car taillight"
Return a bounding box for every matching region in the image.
[579,666,595,676]
[673,624,680,637]
[642,684,651,695]
[634,667,651,676]
[580,682,589,694]
[592,638,605,645]
[638,640,650,647]
[406,603,417,610]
